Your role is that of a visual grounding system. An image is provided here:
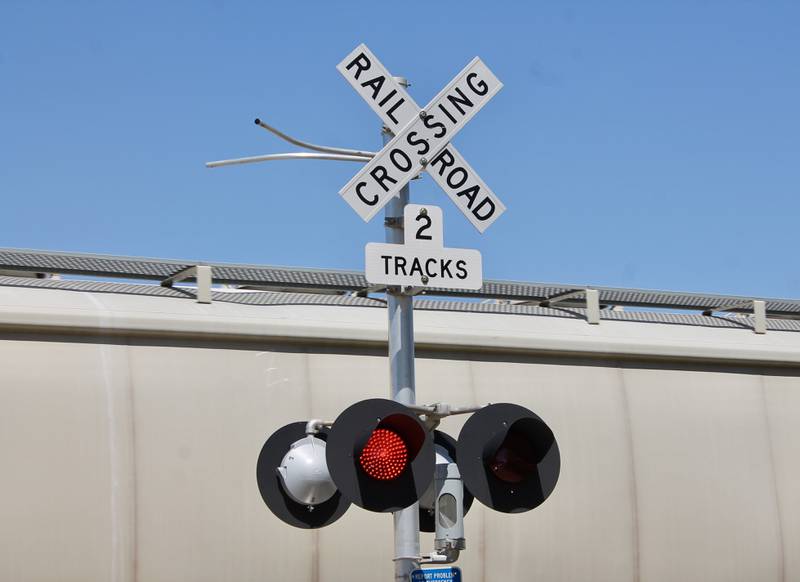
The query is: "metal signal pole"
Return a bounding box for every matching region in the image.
[382,118,420,582]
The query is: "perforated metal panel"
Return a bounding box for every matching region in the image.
[1,275,799,333]
[2,247,799,318]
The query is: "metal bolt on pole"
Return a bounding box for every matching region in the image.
[382,110,420,580]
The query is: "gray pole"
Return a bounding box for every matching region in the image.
[382,125,419,582]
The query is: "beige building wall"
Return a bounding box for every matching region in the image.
[0,286,798,582]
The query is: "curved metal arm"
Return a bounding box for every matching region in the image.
[255,118,376,158]
[406,403,488,418]
[206,152,371,168]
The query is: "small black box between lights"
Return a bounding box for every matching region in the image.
[456,403,560,513]
[326,398,435,513]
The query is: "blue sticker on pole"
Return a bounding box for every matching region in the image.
[410,567,462,582]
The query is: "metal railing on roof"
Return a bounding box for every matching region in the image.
[1,248,798,333]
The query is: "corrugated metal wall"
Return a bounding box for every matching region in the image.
[1,331,798,582]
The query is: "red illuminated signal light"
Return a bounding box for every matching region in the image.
[359,428,408,480]
[325,399,435,512]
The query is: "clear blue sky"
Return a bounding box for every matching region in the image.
[2,1,798,297]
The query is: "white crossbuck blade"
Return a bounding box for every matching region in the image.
[337,44,506,233]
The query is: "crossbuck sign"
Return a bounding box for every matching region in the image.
[338,45,506,233]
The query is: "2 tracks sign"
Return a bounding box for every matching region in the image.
[365,204,482,290]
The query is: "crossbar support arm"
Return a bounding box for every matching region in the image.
[206,152,371,168]
[254,118,376,158]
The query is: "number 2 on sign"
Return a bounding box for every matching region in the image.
[406,205,443,247]
[415,214,432,241]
